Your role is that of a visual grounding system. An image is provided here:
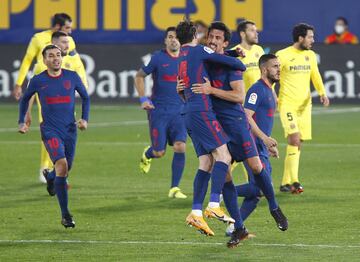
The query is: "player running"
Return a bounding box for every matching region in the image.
[135,27,187,199]
[18,45,90,228]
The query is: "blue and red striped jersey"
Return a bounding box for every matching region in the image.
[142,49,183,107]
[19,69,90,130]
[178,44,246,113]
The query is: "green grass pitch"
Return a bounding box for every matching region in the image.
[0,104,359,261]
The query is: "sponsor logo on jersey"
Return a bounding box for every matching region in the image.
[63,80,71,90]
[204,46,214,54]
[248,93,258,104]
[289,65,311,71]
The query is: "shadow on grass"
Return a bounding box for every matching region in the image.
[76,196,191,215]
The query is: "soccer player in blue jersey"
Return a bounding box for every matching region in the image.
[176,20,248,248]
[191,23,287,234]
[135,27,187,199]
[225,54,288,235]
[18,45,90,228]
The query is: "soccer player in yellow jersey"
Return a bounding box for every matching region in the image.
[276,23,330,194]
[13,13,83,183]
[232,20,264,93]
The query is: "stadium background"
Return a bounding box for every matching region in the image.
[1,1,360,260]
[0,0,360,103]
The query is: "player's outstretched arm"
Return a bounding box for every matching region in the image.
[224,47,246,58]
[14,36,39,100]
[201,46,246,71]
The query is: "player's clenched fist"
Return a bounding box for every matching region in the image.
[78,119,88,131]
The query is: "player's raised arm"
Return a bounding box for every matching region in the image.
[13,36,40,100]
[18,78,38,133]
[201,46,247,71]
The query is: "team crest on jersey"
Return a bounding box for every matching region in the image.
[63,80,71,90]
[204,46,214,54]
[305,56,309,61]
[65,62,71,69]
[290,123,296,129]
[248,93,258,104]
[255,52,259,58]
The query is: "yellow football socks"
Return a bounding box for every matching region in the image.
[282,145,300,185]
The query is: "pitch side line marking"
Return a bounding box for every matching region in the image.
[1,107,359,133]
[0,141,360,148]
[0,239,359,249]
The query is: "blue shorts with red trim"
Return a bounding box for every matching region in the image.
[41,124,77,170]
[217,114,258,162]
[147,106,187,152]
[185,111,229,157]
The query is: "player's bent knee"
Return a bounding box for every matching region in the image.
[225,171,233,182]
[153,150,166,158]
[248,159,263,174]
[173,142,186,153]
[54,158,68,177]
[198,155,213,172]
[288,133,301,148]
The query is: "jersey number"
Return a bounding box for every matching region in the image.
[212,120,221,132]
[178,61,190,88]
[286,112,293,121]
[47,138,59,149]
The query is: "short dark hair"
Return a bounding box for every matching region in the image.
[259,53,277,68]
[165,26,176,38]
[176,20,196,45]
[51,31,68,41]
[292,23,314,42]
[208,21,231,42]
[42,44,62,57]
[51,13,72,27]
[236,20,255,36]
[336,16,348,26]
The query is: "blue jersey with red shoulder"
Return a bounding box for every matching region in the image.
[19,69,90,131]
[244,79,276,156]
[142,49,183,107]
[178,45,246,113]
[207,63,245,118]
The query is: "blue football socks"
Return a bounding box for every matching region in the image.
[55,176,70,217]
[171,152,185,188]
[192,169,211,210]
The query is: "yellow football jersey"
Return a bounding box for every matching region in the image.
[276,46,325,106]
[232,44,264,92]
[16,29,76,86]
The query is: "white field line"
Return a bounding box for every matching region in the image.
[0,239,359,249]
[0,120,148,133]
[0,140,359,148]
[0,141,147,146]
[1,107,359,133]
